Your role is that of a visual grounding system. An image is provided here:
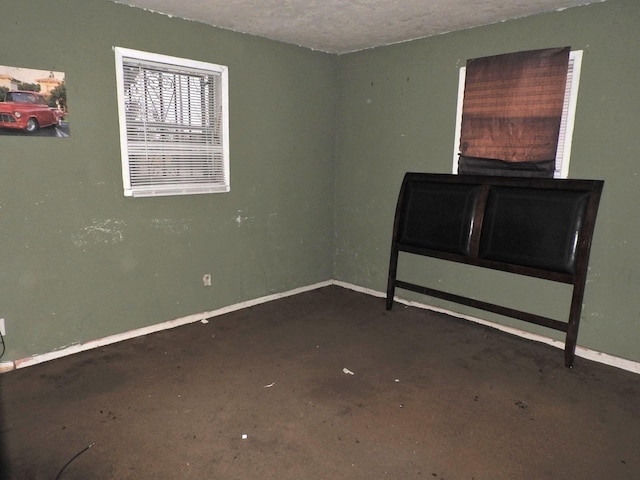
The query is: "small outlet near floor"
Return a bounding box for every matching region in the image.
[202,274,212,287]
[0,318,5,336]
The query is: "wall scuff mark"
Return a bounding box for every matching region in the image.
[71,219,126,247]
[150,218,191,234]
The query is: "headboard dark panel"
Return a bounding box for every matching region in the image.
[478,187,591,274]
[399,182,482,256]
[387,173,604,367]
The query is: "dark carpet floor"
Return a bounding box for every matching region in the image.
[1,285,639,479]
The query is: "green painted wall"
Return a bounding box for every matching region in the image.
[0,0,337,360]
[334,0,640,362]
[2,0,639,366]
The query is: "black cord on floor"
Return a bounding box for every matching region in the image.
[54,443,95,480]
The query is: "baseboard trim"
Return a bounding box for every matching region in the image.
[333,280,640,375]
[6,280,333,372]
[3,279,638,376]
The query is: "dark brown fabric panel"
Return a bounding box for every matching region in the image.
[458,156,555,178]
[460,47,570,163]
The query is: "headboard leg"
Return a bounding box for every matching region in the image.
[386,246,399,310]
[564,343,576,368]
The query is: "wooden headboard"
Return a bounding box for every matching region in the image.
[386,173,604,367]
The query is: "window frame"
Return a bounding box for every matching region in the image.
[114,47,230,197]
[452,50,582,179]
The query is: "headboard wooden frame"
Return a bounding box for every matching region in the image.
[386,173,604,367]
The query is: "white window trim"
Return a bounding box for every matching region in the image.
[114,47,230,197]
[452,50,582,179]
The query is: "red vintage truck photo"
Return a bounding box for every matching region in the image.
[0,90,64,133]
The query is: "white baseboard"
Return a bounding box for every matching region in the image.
[0,361,14,374]
[6,280,333,372]
[2,279,639,376]
[333,280,640,375]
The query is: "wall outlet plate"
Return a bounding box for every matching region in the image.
[0,318,5,336]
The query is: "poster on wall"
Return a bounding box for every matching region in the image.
[0,65,69,137]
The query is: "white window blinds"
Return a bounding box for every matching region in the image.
[554,50,582,178]
[115,47,229,197]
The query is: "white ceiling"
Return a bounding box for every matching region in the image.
[114,0,600,54]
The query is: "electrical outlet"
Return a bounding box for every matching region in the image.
[202,274,212,287]
[0,318,5,336]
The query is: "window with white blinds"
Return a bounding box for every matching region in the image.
[114,47,229,197]
[452,50,582,178]
[554,50,582,178]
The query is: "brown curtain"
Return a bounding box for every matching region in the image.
[459,47,570,163]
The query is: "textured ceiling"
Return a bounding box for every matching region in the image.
[114,0,600,54]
